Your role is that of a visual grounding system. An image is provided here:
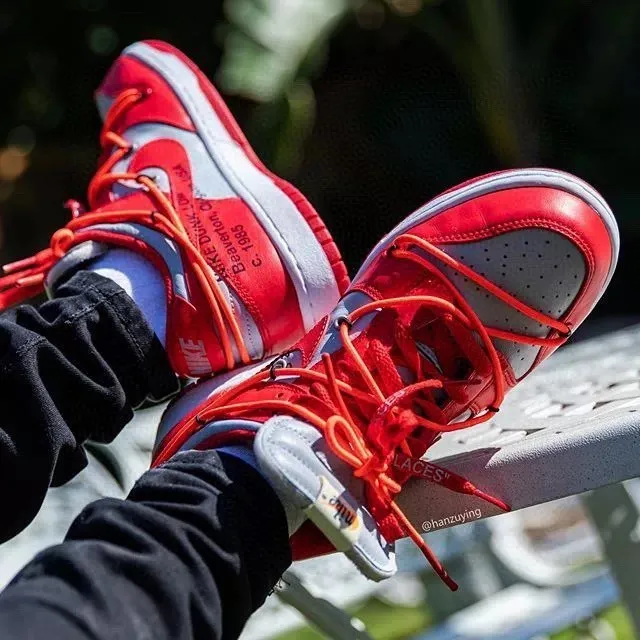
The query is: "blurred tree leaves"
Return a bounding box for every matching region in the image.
[217,0,350,173]
[1,0,639,317]
[247,81,317,175]
[217,0,350,102]
[214,0,640,319]
[217,0,640,176]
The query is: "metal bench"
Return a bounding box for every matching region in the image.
[398,324,640,532]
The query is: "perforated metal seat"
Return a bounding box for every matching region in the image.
[398,325,640,532]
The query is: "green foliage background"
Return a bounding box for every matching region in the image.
[0,0,638,317]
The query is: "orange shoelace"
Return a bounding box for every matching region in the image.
[0,88,250,370]
[154,234,571,589]
[165,233,574,587]
[156,234,572,589]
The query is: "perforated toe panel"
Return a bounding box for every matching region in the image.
[427,229,586,378]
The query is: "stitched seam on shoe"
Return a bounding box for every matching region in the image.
[137,48,314,313]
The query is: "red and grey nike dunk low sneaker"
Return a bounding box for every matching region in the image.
[0,41,348,377]
[151,169,618,587]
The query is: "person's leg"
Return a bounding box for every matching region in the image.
[0,451,290,640]
[0,270,178,542]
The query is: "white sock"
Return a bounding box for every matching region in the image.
[90,249,167,345]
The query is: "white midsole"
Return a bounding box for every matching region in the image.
[155,359,267,448]
[354,168,620,293]
[125,42,340,331]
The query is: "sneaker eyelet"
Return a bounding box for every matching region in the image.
[268,352,292,380]
[334,315,353,330]
[123,142,138,158]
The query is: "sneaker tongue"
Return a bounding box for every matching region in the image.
[414,341,443,375]
[366,266,474,385]
[91,187,157,214]
[357,304,470,395]
[302,291,472,391]
[408,307,472,380]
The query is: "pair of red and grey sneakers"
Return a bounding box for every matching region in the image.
[0,41,618,588]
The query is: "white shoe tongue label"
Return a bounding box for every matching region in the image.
[305,476,363,550]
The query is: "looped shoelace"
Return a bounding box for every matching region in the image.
[155,235,572,589]
[0,88,250,371]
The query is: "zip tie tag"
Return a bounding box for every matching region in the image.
[305,476,363,551]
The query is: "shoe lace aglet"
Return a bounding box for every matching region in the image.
[470,486,511,512]
[63,199,86,219]
[440,569,459,591]
[16,273,45,288]
[2,255,38,275]
[416,530,458,591]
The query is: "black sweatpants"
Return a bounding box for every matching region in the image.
[0,271,292,639]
